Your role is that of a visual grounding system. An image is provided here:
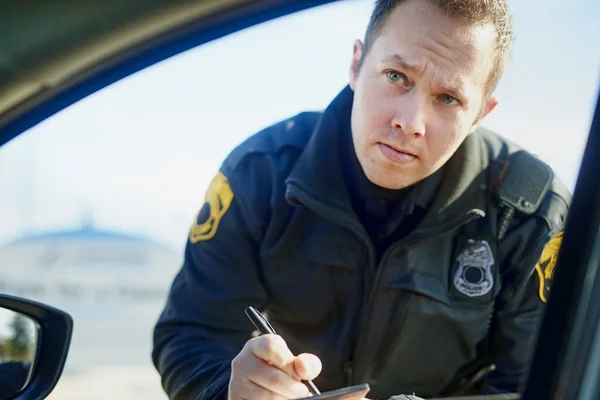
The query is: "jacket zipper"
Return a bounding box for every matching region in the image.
[287,187,377,385]
[348,209,485,384]
[287,185,485,386]
[366,293,414,382]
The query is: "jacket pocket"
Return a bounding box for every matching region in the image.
[265,236,363,324]
[387,269,450,305]
[297,238,362,271]
[264,237,365,391]
[366,268,494,398]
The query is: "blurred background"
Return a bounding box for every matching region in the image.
[0,0,598,398]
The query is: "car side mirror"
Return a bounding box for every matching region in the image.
[0,294,72,400]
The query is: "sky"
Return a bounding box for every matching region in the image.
[0,0,598,253]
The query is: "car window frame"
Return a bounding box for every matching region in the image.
[0,0,339,148]
[523,89,600,399]
[0,1,599,399]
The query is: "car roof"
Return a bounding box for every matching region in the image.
[0,1,246,121]
[0,0,336,145]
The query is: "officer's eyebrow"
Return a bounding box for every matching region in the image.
[380,54,421,74]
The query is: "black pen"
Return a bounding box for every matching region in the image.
[245,306,321,395]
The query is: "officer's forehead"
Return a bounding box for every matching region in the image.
[372,2,497,93]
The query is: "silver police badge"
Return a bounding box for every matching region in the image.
[453,239,495,297]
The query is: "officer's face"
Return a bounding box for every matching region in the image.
[349,0,499,189]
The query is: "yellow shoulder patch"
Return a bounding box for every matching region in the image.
[189,172,234,243]
[535,231,563,303]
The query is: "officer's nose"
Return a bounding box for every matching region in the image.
[391,91,426,138]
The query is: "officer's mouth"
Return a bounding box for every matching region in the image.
[378,143,418,164]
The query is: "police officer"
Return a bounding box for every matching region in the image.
[152,0,570,399]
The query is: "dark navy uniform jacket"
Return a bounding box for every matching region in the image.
[152,86,570,400]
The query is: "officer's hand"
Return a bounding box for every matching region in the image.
[229,334,321,400]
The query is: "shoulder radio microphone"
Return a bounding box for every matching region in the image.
[494,150,554,240]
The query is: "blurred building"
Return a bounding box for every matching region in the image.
[0,226,181,370]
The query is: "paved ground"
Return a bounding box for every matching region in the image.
[48,364,168,400]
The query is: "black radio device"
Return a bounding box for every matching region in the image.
[494,150,554,240]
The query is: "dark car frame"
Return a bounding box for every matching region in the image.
[0,1,598,399]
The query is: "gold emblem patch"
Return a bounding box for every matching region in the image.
[189,172,234,243]
[535,231,563,303]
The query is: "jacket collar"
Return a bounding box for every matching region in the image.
[285,85,489,235]
[285,86,357,222]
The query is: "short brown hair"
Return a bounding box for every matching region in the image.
[360,0,514,98]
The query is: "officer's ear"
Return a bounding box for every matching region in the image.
[469,94,499,134]
[349,39,364,91]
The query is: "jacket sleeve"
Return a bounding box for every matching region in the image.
[481,227,564,394]
[152,162,269,400]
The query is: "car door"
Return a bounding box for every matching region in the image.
[0,1,598,399]
[522,80,600,400]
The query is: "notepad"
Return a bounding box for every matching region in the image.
[295,383,370,400]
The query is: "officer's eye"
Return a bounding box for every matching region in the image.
[439,93,459,106]
[386,71,407,85]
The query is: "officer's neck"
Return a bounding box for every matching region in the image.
[347,135,410,209]
[342,140,411,227]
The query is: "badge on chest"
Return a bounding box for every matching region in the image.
[450,236,498,303]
